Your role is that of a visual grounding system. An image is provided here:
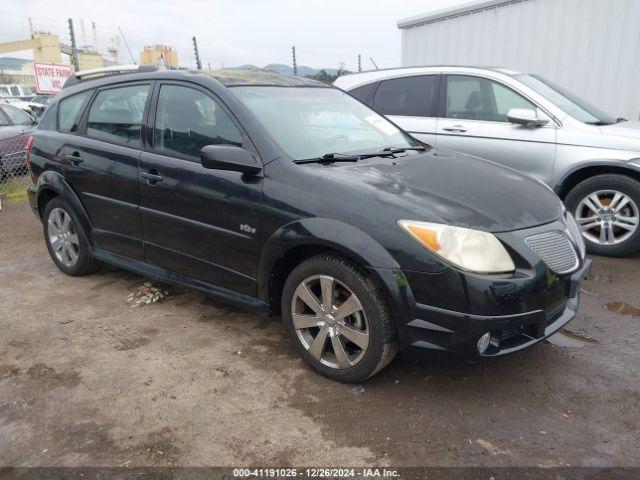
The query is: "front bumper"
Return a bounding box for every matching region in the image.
[378,248,591,357]
[398,258,591,358]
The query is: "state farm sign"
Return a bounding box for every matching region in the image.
[34,62,74,94]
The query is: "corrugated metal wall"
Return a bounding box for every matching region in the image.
[401,0,640,120]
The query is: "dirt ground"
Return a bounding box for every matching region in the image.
[1,200,639,468]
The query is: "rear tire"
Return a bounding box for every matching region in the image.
[43,197,102,276]
[281,254,397,382]
[565,174,640,257]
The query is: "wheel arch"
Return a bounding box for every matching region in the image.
[258,218,402,316]
[36,170,94,245]
[555,160,640,199]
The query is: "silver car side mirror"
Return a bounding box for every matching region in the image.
[507,108,549,127]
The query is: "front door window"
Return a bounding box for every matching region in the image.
[445,75,537,122]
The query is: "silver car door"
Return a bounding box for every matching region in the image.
[436,74,557,184]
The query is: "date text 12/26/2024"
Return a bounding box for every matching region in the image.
[232,468,400,478]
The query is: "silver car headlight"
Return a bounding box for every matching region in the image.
[397,220,516,274]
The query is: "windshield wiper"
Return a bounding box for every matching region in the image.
[294,151,396,165]
[587,120,616,126]
[294,146,428,165]
[382,146,428,154]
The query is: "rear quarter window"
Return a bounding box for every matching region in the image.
[38,103,58,130]
[348,83,378,105]
[58,90,92,133]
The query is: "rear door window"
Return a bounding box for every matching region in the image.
[372,75,438,117]
[86,84,150,147]
[153,84,243,161]
[58,90,92,133]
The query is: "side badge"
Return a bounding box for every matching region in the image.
[240,224,256,235]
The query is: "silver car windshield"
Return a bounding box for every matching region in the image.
[232,86,417,160]
[516,74,618,125]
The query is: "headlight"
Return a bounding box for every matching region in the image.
[397,220,516,273]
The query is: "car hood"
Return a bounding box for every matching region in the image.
[597,120,640,139]
[315,148,563,233]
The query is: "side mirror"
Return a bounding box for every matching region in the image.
[507,108,548,127]
[200,145,261,174]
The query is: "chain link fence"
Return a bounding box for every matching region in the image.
[0,133,30,205]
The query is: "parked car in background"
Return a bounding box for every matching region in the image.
[27,66,589,382]
[335,67,640,257]
[0,103,36,178]
[0,84,35,99]
[0,96,36,115]
[28,95,55,117]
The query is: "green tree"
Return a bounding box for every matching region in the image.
[306,68,351,84]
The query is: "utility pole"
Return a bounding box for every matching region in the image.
[357,54,361,72]
[68,18,79,71]
[292,46,297,76]
[193,36,202,70]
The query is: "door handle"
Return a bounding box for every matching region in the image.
[442,125,467,133]
[64,151,84,164]
[140,170,164,185]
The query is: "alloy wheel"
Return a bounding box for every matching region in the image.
[291,275,369,369]
[47,207,80,267]
[575,190,639,245]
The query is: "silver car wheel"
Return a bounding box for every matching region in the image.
[291,274,369,370]
[575,190,639,245]
[47,207,80,267]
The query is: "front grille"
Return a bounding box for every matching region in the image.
[525,231,579,274]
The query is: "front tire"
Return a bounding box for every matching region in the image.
[565,174,640,257]
[43,197,102,276]
[281,254,397,382]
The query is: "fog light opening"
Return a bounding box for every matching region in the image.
[477,332,491,354]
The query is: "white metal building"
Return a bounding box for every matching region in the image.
[398,0,640,120]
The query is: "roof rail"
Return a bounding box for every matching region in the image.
[63,64,158,88]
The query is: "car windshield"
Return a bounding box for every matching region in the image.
[231,86,418,160]
[515,74,618,125]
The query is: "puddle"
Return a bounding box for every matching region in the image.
[604,302,640,317]
[546,329,599,349]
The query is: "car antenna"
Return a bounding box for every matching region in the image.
[118,26,137,65]
[369,57,379,70]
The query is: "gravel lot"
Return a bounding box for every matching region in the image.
[1,200,639,468]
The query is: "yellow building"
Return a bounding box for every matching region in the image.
[78,51,104,70]
[0,33,62,64]
[140,45,178,68]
